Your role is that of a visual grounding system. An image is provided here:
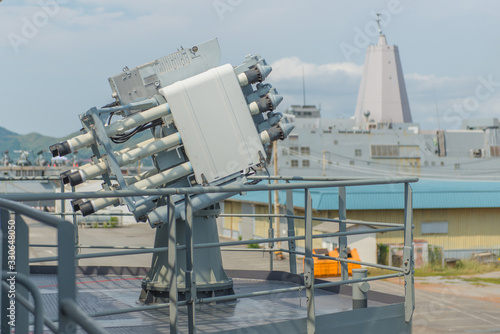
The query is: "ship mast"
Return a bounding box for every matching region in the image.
[376,12,383,36]
[353,14,412,127]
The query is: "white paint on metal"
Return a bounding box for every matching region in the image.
[160,64,264,184]
[354,34,412,128]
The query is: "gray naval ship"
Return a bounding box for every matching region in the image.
[276,30,500,180]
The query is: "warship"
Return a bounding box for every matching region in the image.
[0,150,72,178]
[276,27,500,180]
[0,150,76,208]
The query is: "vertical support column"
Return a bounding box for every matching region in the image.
[304,189,315,334]
[267,183,274,271]
[403,183,415,323]
[273,142,281,252]
[72,186,79,266]
[0,229,2,332]
[1,209,10,334]
[167,197,178,334]
[60,182,66,221]
[0,231,2,333]
[15,214,29,332]
[58,220,76,334]
[338,186,348,280]
[286,188,297,274]
[184,196,196,334]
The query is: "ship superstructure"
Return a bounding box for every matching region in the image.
[0,150,72,178]
[276,26,500,180]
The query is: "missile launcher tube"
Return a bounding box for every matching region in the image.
[68,133,182,186]
[52,103,171,156]
[79,162,193,216]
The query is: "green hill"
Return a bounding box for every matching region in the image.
[0,127,65,158]
[0,126,153,166]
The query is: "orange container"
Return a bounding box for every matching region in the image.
[303,248,361,277]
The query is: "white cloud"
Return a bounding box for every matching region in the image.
[270,57,363,81]
[268,56,500,131]
[405,73,454,86]
[404,72,500,129]
[265,57,363,120]
[56,7,125,27]
[1,0,500,137]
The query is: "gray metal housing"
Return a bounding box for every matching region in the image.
[108,39,221,105]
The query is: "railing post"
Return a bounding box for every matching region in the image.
[1,209,11,334]
[15,214,29,332]
[72,185,79,266]
[304,189,315,334]
[2,271,46,334]
[268,183,274,271]
[185,195,196,334]
[338,186,348,280]
[0,230,2,331]
[286,187,297,274]
[167,196,178,334]
[403,183,415,323]
[60,182,65,221]
[58,220,76,333]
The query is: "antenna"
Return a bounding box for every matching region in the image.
[432,81,441,130]
[376,13,383,35]
[302,66,306,106]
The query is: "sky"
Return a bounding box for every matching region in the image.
[1,0,500,137]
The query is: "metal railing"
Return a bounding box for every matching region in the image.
[0,198,76,334]
[1,176,416,333]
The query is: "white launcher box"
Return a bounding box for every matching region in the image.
[160,64,265,185]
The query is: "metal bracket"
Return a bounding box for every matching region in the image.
[175,145,184,159]
[303,258,314,288]
[193,207,221,217]
[87,107,138,212]
[258,150,267,166]
[403,246,413,275]
[200,174,209,186]
[83,119,113,189]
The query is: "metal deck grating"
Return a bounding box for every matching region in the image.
[29,274,392,333]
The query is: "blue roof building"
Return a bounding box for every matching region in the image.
[232,179,500,210]
[224,179,500,258]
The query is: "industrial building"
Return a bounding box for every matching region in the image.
[219,179,500,260]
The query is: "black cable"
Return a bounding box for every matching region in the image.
[101,101,119,109]
[245,167,261,184]
[107,112,114,126]
[110,118,163,144]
